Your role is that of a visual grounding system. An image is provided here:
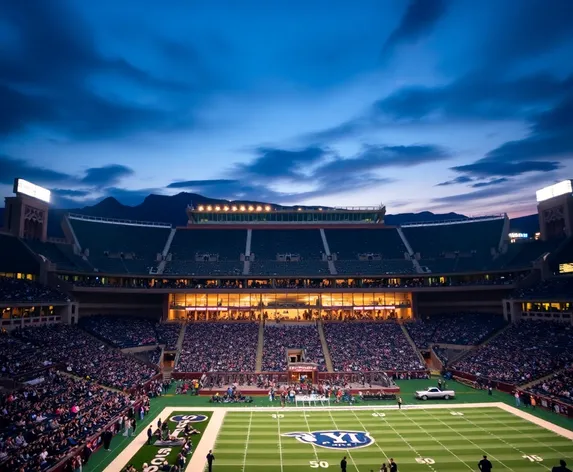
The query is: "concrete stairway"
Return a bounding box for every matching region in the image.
[173,323,187,368]
[319,229,337,275]
[400,323,426,365]
[317,321,334,372]
[519,366,569,390]
[452,323,512,365]
[255,321,264,371]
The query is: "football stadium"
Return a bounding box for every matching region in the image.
[2,177,573,472]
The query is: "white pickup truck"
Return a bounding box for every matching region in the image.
[414,387,455,400]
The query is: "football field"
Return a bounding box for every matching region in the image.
[211,406,573,471]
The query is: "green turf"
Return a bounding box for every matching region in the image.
[213,408,573,471]
[124,411,211,471]
[84,379,573,472]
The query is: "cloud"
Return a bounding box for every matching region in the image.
[235,146,329,180]
[452,160,561,177]
[0,155,72,186]
[381,0,449,57]
[52,189,92,198]
[81,165,135,187]
[436,176,473,186]
[470,178,508,188]
[167,179,239,189]
[0,0,195,140]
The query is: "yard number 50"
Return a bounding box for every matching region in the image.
[310,460,329,468]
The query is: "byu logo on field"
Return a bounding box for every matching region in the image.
[282,430,374,450]
[169,414,208,423]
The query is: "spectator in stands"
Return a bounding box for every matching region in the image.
[324,322,425,372]
[80,316,158,348]
[0,276,69,303]
[262,324,326,371]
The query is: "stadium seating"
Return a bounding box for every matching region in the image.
[15,325,158,389]
[155,323,181,350]
[323,322,425,372]
[176,322,258,372]
[69,218,170,274]
[513,277,573,299]
[0,233,40,274]
[0,333,47,377]
[405,313,507,348]
[0,371,130,471]
[165,229,245,275]
[528,368,573,405]
[0,276,70,303]
[262,323,326,371]
[491,240,558,270]
[24,239,92,272]
[250,229,328,276]
[79,316,158,348]
[453,320,573,384]
[432,346,463,366]
[403,218,504,273]
[325,228,413,275]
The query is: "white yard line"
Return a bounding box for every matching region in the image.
[398,409,474,470]
[185,409,226,472]
[454,408,551,471]
[371,408,438,472]
[301,411,320,462]
[423,409,513,470]
[327,409,360,472]
[350,410,390,463]
[241,412,253,472]
[276,415,285,472]
[497,403,573,440]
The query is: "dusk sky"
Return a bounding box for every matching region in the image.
[1,0,572,217]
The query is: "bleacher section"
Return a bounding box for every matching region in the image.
[325,228,413,275]
[402,218,504,273]
[0,233,39,274]
[69,217,170,274]
[249,229,329,276]
[165,229,245,276]
[24,239,92,272]
[491,240,558,270]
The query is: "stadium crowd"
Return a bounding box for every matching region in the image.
[79,316,158,348]
[513,277,573,300]
[0,370,130,471]
[155,323,181,350]
[262,323,326,371]
[176,322,258,372]
[323,322,425,372]
[529,368,573,405]
[14,325,158,389]
[405,313,506,348]
[453,320,573,384]
[0,277,70,303]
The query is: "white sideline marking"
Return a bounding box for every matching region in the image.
[241,412,253,472]
[104,402,573,472]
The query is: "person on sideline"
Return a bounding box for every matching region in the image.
[397,397,403,410]
[552,459,572,472]
[206,450,215,472]
[478,455,493,472]
[340,456,347,472]
[389,458,397,472]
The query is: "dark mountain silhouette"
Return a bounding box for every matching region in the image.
[0,192,539,237]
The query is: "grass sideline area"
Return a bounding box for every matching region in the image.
[124,412,211,471]
[213,407,573,471]
[85,379,573,472]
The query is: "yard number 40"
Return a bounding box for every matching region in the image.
[310,460,329,468]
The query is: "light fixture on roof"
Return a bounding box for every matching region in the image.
[240,205,246,211]
[198,206,204,211]
[215,206,221,211]
[207,205,212,211]
[232,206,238,211]
[248,205,254,211]
[298,207,302,211]
[265,205,271,211]
[224,206,229,211]
[256,205,262,211]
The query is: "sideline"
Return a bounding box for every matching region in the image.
[103,402,573,471]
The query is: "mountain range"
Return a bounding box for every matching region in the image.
[0,192,539,238]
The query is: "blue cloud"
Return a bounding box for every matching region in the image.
[0,155,72,186]
[470,178,509,188]
[81,165,134,187]
[436,176,473,186]
[452,160,561,177]
[381,0,449,58]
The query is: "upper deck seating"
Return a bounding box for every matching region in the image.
[405,313,507,348]
[323,322,425,372]
[262,323,326,371]
[165,229,246,275]
[528,369,573,405]
[79,316,158,348]
[249,229,328,276]
[24,239,92,272]
[453,320,573,384]
[0,276,69,303]
[176,322,258,372]
[155,323,182,350]
[325,228,413,275]
[69,218,170,274]
[491,240,558,270]
[403,218,504,273]
[0,233,39,274]
[513,277,573,299]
